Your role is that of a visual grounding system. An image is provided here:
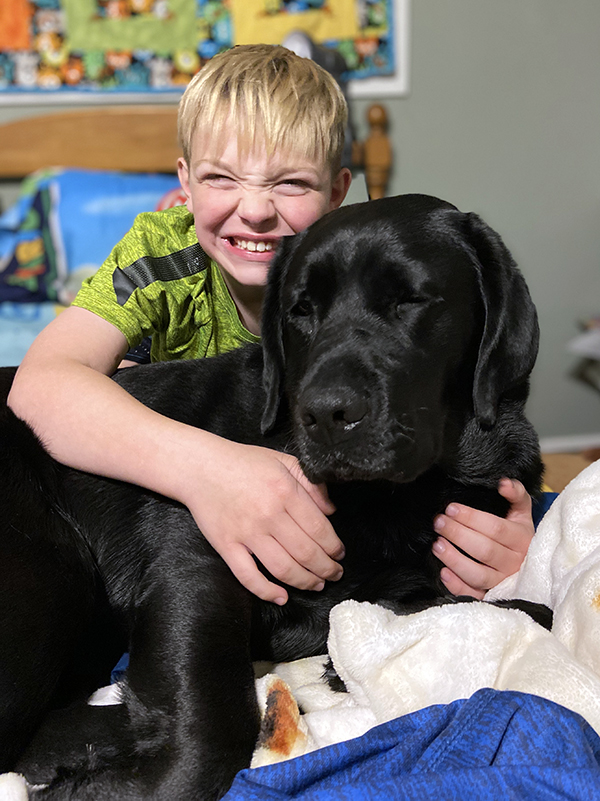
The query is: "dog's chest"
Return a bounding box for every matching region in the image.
[328,481,440,566]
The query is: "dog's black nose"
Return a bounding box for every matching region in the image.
[299,388,370,445]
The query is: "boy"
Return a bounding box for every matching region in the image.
[8,44,534,605]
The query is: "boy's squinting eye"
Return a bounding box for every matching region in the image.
[276,179,312,196]
[203,174,235,187]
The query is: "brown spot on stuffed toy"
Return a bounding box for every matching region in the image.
[257,677,302,757]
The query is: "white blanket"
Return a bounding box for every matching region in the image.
[252,458,600,765]
[4,460,600,797]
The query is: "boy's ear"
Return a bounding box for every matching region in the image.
[329,168,352,210]
[177,157,194,214]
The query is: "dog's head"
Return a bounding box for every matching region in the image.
[261,194,539,484]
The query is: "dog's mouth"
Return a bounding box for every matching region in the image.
[297,432,422,485]
[302,459,407,485]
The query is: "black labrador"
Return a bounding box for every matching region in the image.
[0,195,549,799]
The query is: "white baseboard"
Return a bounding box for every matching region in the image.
[539,433,600,454]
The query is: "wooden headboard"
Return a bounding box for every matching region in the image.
[0,104,392,199]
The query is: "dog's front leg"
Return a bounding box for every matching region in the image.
[122,546,260,800]
[33,545,260,800]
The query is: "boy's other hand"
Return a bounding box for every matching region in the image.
[184,442,344,605]
[431,478,534,600]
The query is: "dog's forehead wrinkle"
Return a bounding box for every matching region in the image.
[299,341,382,391]
[298,316,402,384]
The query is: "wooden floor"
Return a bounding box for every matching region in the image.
[542,451,599,492]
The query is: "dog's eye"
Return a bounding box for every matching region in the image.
[290,298,314,317]
[395,297,424,316]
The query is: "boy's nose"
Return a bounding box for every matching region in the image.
[237,190,277,230]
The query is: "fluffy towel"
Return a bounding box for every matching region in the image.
[0,775,28,801]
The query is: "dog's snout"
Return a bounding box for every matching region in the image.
[300,387,370,445]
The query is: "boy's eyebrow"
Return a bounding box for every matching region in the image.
[193,158,322,180]
[193,157,234,171]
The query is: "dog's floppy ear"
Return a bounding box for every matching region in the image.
[260,233,304,435]
[465,213,539,428]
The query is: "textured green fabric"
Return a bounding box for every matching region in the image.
[72,206,260,362]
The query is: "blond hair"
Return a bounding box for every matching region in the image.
[177,44,347,173]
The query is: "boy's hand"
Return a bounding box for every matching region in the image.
[184,442,345,605]
[431,479,534,599]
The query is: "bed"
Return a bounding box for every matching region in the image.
[0,103,391,368]
[1,106,600,800]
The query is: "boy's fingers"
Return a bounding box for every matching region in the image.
[439,504,506,544]
[249,533,329,591]
[280,463,345,561]
[278,536,343,582]
[286,458,337,516]
[434,510,504,560]
[270,511,344,582]
[285,491,345,563]
[303,480,337,516]
[436,503,527,552]
[224,544,290,605]
[434,512,524,574]
[434,480,535,597]
[439,567,485,600]
[498,478,533,519]
[432,536,500,591]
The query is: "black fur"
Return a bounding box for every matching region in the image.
[0,195,548,799]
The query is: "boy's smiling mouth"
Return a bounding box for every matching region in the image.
[227,237,276,253]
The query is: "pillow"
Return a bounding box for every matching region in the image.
[0,169,62,303]
[0,168,181,304]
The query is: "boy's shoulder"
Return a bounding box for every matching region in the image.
[73,205,217,345]
[112,205,210,283]
[126,206,197,258]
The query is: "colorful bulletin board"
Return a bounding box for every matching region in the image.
[0,0,409,101]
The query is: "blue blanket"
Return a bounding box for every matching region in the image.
[225,689,600,800]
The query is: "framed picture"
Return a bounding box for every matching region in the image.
[347,0,409,98]
[0,0,409,104]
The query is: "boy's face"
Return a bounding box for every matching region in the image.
[178,133,351,293]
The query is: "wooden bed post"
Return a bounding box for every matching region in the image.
[362,104,392,200]
[352,104,392,200]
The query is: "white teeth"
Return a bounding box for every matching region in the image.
[233,238,274,252]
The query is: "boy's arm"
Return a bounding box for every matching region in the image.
[431,479,534,599]
[8,306,345,605]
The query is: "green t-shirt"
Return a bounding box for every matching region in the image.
[72,206,260,362]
